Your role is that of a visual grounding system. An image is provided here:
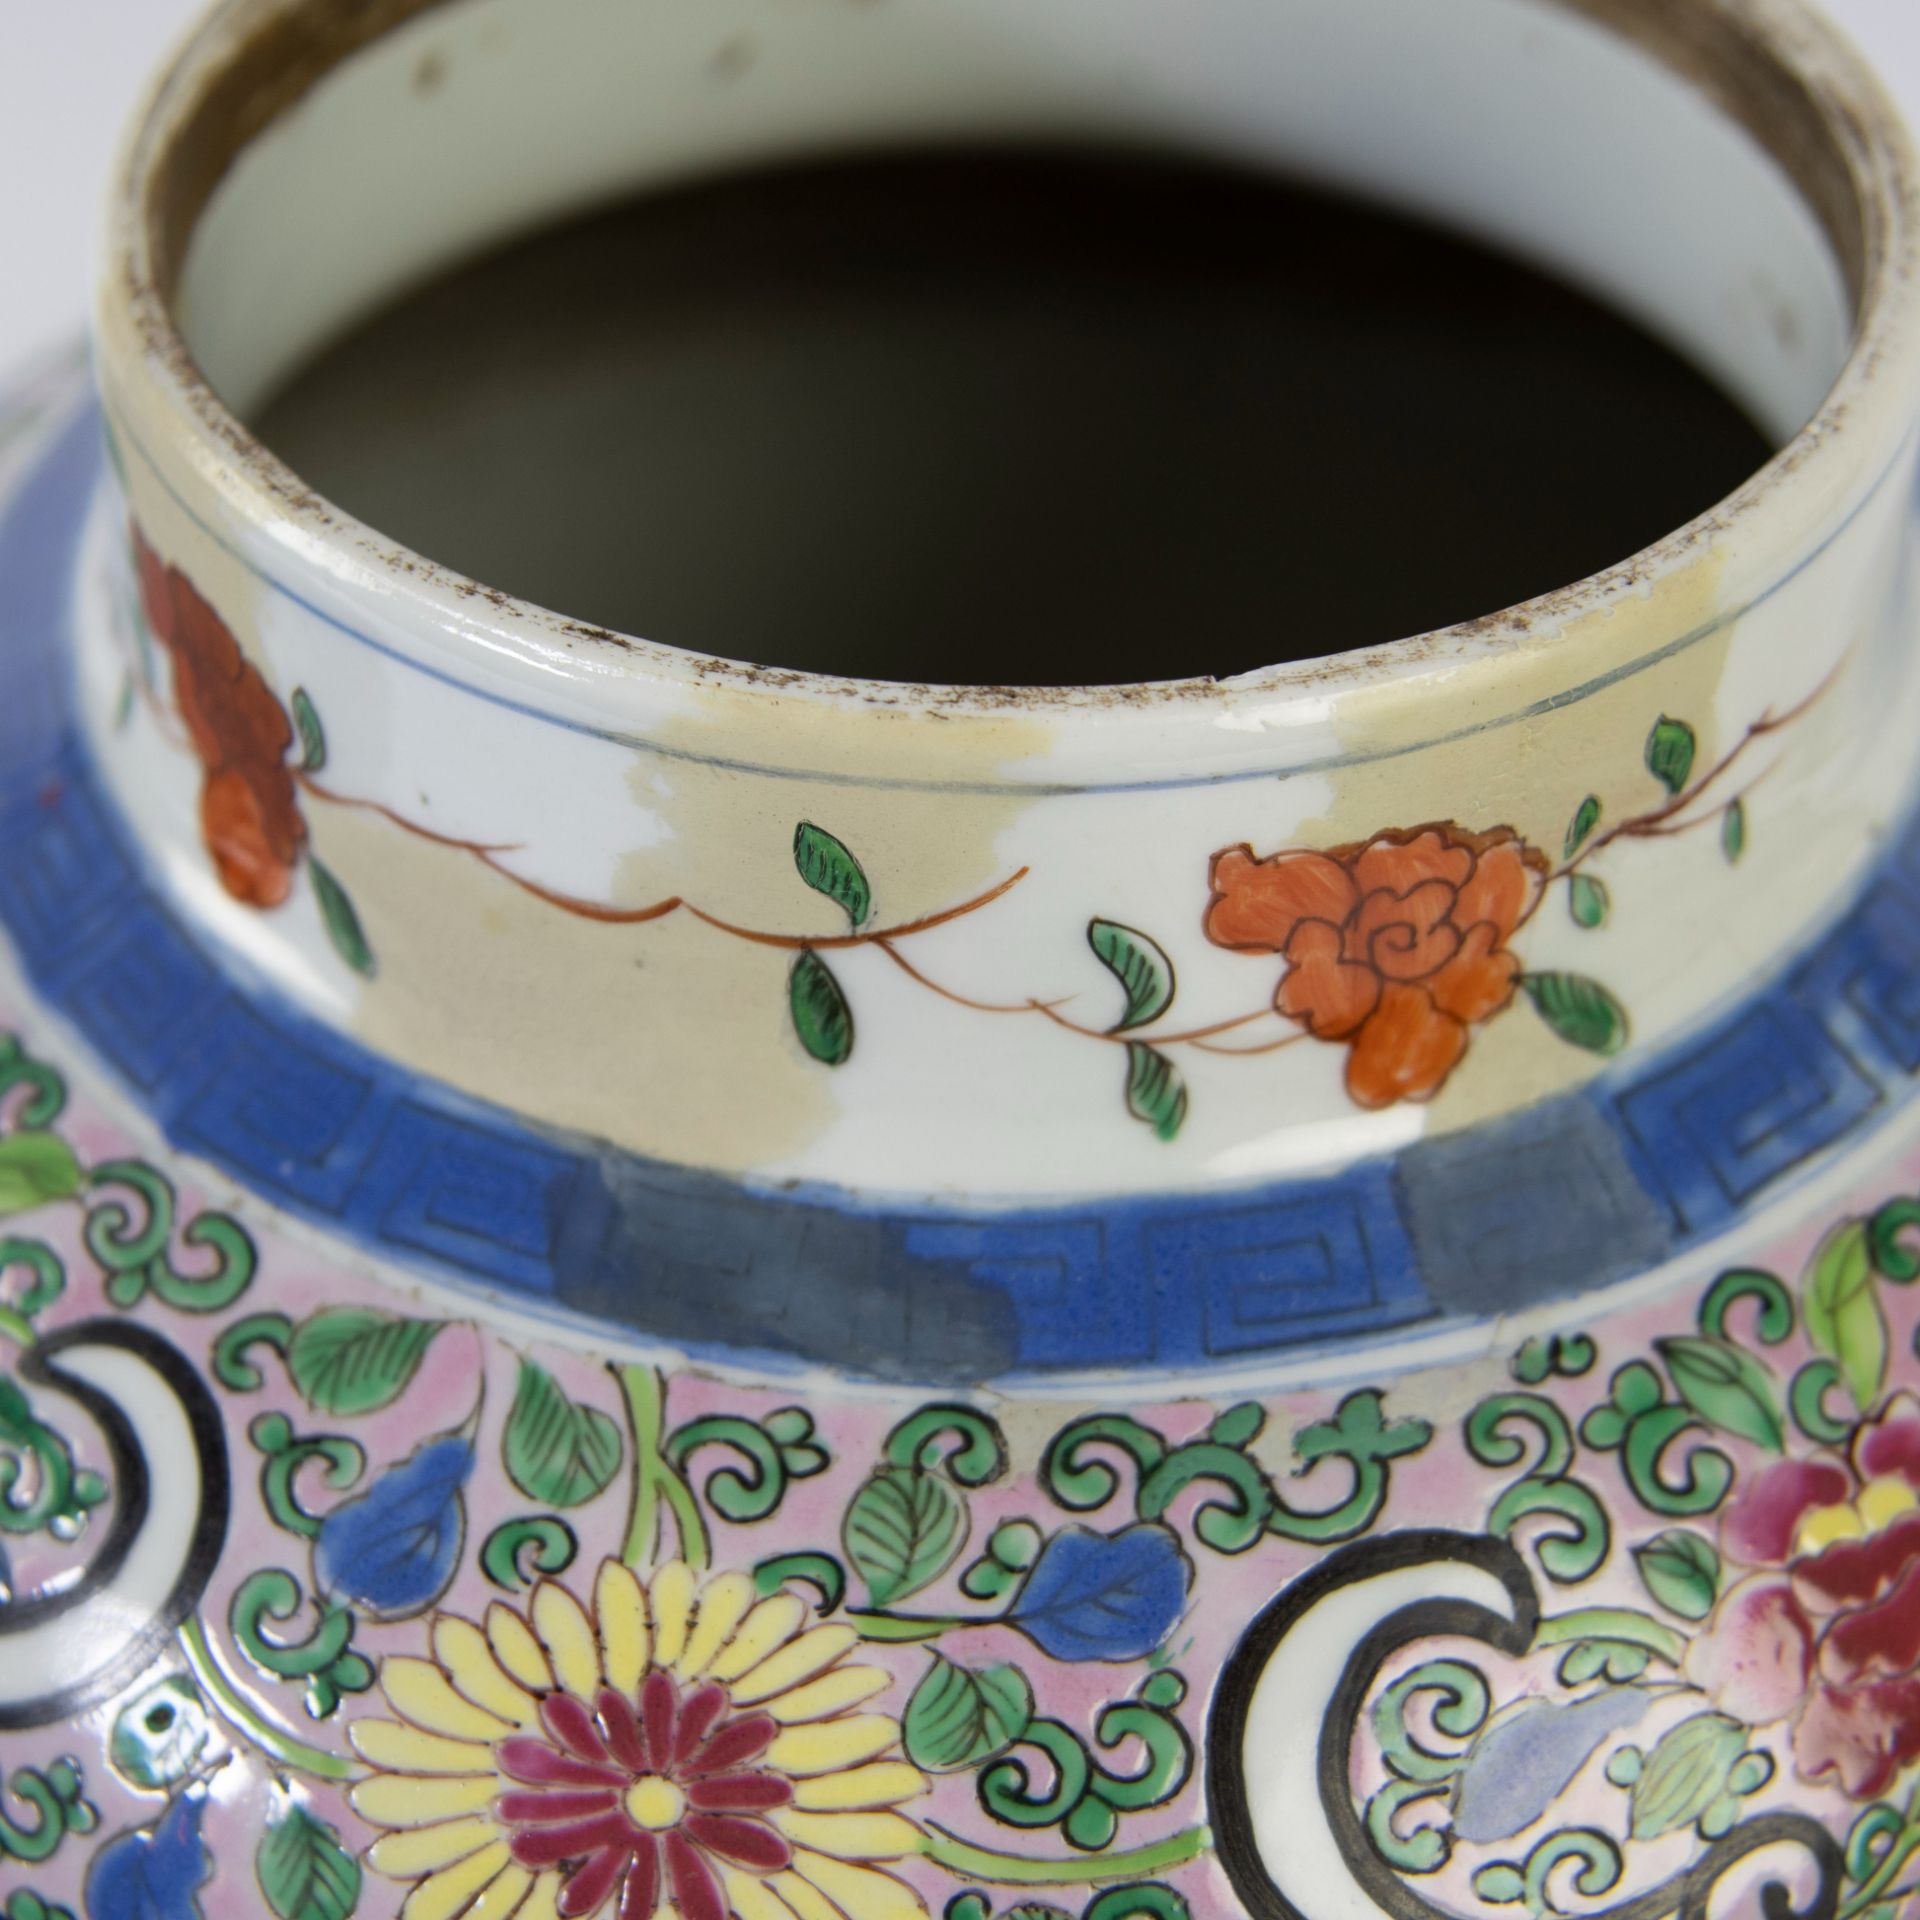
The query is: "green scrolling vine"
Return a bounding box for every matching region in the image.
[0,1031,254,1565]
[1352,1188,1920,1920]
[58,1247,1441,1920]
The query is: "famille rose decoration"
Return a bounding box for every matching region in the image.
[9,2,1920,1920]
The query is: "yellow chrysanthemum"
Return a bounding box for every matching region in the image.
[349,1560,928,1920]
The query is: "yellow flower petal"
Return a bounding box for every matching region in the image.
[772,1872,844,1920]
[515,1874,564,1920]
[1797,1501,1868,1555]
[369,1817,501,1878]
[596,1561,651,1695]
[385,1658,515,1743]
[351,1774,500,1830]
[767,1719,898,1778]
[401,1842,513,1920]
[464,1864,533,1920]
[775,1812,922,1862]
[650,1560,696,1671]
[351,1720,497,1776]
[487,1604,553,1693]
[532,1582,600,1700]
[765,1667,890,1725]
[678,1571,756,1681]
[707,1596,806,1685]
[1860,1475,1920,1533]
[435,1618,545,1729]
[791,1852,927,1920]
[792,1764,925,1812]
[730,1627,860,1706]
[725,1869,802,1920]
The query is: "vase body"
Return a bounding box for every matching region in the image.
[9,2,1920,1918]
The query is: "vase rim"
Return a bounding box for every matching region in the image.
[99,0,1920,727]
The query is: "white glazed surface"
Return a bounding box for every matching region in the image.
[72,0,1920,1205]
[1,0,1917,377]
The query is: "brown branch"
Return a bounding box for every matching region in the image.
[1187,1028,1312,1058]
[1559,657,1842,879]
[880,934,1295,1054]
[682,870,1030,952]
[874,938,1068,1015]
[297,770,1027,944]
[1512,656,1847,935]
[1622,769,1772,841]
[298,774,523,857]
[1027,996,1290,1052]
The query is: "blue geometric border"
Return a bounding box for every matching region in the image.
[2,403,1916,1383]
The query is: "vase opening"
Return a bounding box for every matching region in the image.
[119,0,1890,694]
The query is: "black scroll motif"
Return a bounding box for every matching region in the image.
[1207,1530,1841,1920]
[0,1319,229,1726]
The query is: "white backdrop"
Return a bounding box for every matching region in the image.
[1,0,1918,378]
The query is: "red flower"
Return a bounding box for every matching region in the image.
[133,529,306,907]
[497,1671,794,1920]
[1689,1396,1920,1798]
[1205,824,1547,1108]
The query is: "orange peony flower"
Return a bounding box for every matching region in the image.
[134,529,306,907]
[1206,823,1548,1108]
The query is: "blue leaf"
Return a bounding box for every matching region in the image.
[86,1790,210,1920]
[1009,1523,1191,1663]
[314,1435,471,1618]
[1452,1688,1652,1844]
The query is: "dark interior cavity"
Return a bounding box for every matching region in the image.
[253,144,1775,686]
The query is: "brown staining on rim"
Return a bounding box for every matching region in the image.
[1558,0,1881,309]
[140,0,468,306]
[112,0,1916,713]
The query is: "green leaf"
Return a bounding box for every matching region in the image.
[1559,1640,1653,1685]
[1565,796,1602,859]
[1473,1865,1528,1906]
[1633,1530,1721,1621]
[290,688,327,775]
[1125,1043,1188,1142]
[789,951,854,1067]
[1569,875,1610,930]
[1630,1713,1746,1839]
[793,823,871,928]
[287,1310,446,1417]
[257,1804,361,1920]
[310,859,374,977]
[503,1361,624,1509]
[842,1466,967,1607]
[902,1654,1033,1771]
[1210,1402,1265,1449]
[1646,717,1698,796]
[1723,799,1746,864]
[1803,1221,1889,1413]
[1657,1336,1787,1453]
[0,1133,82,1216]
[1522,974,1629,1056]
[1087,921,1176,1032]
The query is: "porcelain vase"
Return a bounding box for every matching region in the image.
[6,3,1920,1919]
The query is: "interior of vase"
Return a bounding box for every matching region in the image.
[132,0,1870,684]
